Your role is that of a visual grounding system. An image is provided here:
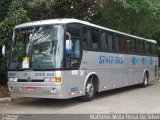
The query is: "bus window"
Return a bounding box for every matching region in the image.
[119,36,126,52]
[151,43,157,56]
[14,28,32,62]
[67,38,81,58]
[108,33,115,52]
[82,26,91,49]
[115,35,119,52]
[67,26,80,37]
[100,31,108,51]
[91,28,99,50]
[65,25,81,69]
[131,39,136,53]
[137,40,144,54]
[140,41,145,54]
[145,42,151,55]
[126,38,131,53]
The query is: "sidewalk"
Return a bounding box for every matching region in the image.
[0,83,9,98]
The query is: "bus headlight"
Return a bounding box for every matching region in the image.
[44,77,55,82]
[8,78,17,82]
[44,77,61,83]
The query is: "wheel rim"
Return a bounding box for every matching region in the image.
[86,82,94,97]
[144,74,148,85]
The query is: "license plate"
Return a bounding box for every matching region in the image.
[26,87,36,92]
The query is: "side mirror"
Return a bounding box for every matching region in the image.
[65,32,72,55]
[66,40,72,55]
[0,45,6,58]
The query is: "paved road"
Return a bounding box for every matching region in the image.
[0,80,160,114]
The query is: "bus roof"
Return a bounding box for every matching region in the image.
[15,18,157,43]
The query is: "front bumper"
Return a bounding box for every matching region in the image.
[8,82,69,99]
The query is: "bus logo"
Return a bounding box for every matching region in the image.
[24,73,27,76]
[27,76,32,82]
[142,58,147,65]
[132,57,138,65]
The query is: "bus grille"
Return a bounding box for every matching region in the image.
[17,79,44,82]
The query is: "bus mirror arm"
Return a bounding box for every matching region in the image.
[65,32,71,40]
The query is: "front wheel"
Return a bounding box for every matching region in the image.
[141,73,149,87]
[80,78,96,102]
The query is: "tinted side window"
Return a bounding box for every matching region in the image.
[82,26,91,49]
[108,33,115,51]
[91,28,99,50]
[115,35,119,52]
[100,31,108,51]
[119,36,126,52]
[131,39,136,53]
[65,25,81,69]
[67,26,80,37]
[145,42,151,55]
[137,40,144,54]
[151,43,157,56]
[126,38,131,53]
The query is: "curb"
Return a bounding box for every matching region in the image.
[0,97,11,102]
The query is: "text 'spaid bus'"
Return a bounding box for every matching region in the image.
[8,19,158,101]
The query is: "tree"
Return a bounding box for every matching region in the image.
[92,0,160,39]
[0,0,160,76]
[0,0,12,22]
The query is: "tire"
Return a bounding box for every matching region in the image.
[141,73,149,87]
[81,78,96,102]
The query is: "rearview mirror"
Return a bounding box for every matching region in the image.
[2,45,6,58]
[65,32,72,55]
[66,40,72,55]
[0,45,6,58]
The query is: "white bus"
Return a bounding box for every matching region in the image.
[7,19,158,101]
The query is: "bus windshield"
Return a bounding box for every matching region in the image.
[10,25,64,70]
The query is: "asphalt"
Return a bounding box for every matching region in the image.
[0,80,160,114]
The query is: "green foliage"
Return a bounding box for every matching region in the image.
[93,0,160,39]
[0,0,12,21]
[0,0,30,73]
[24,0,96,20]
[27,0,55,7]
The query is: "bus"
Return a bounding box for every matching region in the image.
[6,19,158,101]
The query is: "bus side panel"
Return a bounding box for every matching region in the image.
[79,51,158,93]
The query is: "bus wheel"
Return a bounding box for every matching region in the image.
[141,72,149,87]
[81,77,96,102]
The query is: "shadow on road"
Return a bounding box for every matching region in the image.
[96,83,154,100]
[10,97,81,109]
